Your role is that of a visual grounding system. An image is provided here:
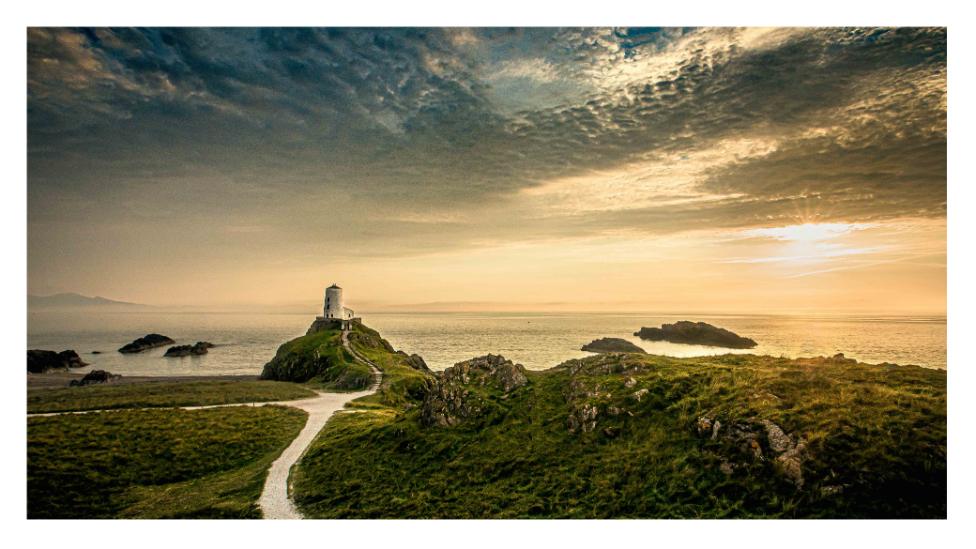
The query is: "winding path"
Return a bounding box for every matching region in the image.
[256,327,384,519]
[29,327,384,520]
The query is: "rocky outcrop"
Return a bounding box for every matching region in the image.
[421,354,528,427]
[69,370,121,386]
[163,341,215,357]
[794,353,859,366]
[118,333,175,353]
[634,321,757,349]
[696,415,808,487]
[581,337,646,354]
[27,350,87,373]
[398,351,431,372]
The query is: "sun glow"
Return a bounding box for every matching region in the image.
[744,222,876,243]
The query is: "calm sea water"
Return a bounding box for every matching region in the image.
[27,311,947,377]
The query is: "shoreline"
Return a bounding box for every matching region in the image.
[27,371,260,389]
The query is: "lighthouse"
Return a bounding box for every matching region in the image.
[324,283,345,319]
[322,283,355,320]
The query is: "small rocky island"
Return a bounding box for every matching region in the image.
[27,349,88,373]
[581,337,647,354]
[634,321,757,349]
[164,341,215,357]
[118,333,175,353]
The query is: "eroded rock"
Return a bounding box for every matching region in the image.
[421,354,528,427]
[697,416,808,487]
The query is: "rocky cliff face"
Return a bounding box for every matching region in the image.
[421,354,528,427]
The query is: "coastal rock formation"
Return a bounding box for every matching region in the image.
[397,351,431,372]
[634,321,757,349]
[164,341,215,357]
[118,333,175,353]
[581,337,646,354]
[421,354,528,427]
[27,349,88,373]
[69,369,121,386]
[695,415,808,487]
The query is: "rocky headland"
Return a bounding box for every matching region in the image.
[288,322,945,519]
[581,337,646,354]
[634,321,757,349]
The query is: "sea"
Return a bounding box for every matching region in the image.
[27,310,947,376]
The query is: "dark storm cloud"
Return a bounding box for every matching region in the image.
[27,27,946,256]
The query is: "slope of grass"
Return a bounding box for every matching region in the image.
[344,322,431,409]
[260,328,372,390]
[27,379,315,413]
[292,353,946,519]
[28,406,307,518]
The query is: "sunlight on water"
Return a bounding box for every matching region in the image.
[28,310,946,376]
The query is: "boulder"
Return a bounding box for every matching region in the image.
[118,333,175,353]
[27,349,88,373]
[69,370,121,386]
[163,341,215,357]
[581,337,646,354]
[634,321,757,349]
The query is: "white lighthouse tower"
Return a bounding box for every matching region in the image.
[308,282,358,334]
[322,283,355,320]
[324,283,345,319]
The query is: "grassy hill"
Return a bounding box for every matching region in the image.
[292,343,946,519]
[259,325,373,390]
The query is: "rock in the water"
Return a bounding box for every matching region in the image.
[163,341,215,357]
[27,349,88,373]
[118,333,175,353]
[421,354,528,427]
[634,321,757,349]
[69,370,121,386]
[581,337,646,354]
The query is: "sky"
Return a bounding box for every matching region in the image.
[27,27,946,314]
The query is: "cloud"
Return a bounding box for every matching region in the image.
[28,27,946,266]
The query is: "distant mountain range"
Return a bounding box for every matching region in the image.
[28,292,150,310]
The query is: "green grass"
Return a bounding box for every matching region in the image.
[28,406,307,518]
[260,328,373,390]
[292,352,946,519]
[27,379,316,413]
[345,323,431,409]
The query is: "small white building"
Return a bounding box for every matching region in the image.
[322,283,355,320]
